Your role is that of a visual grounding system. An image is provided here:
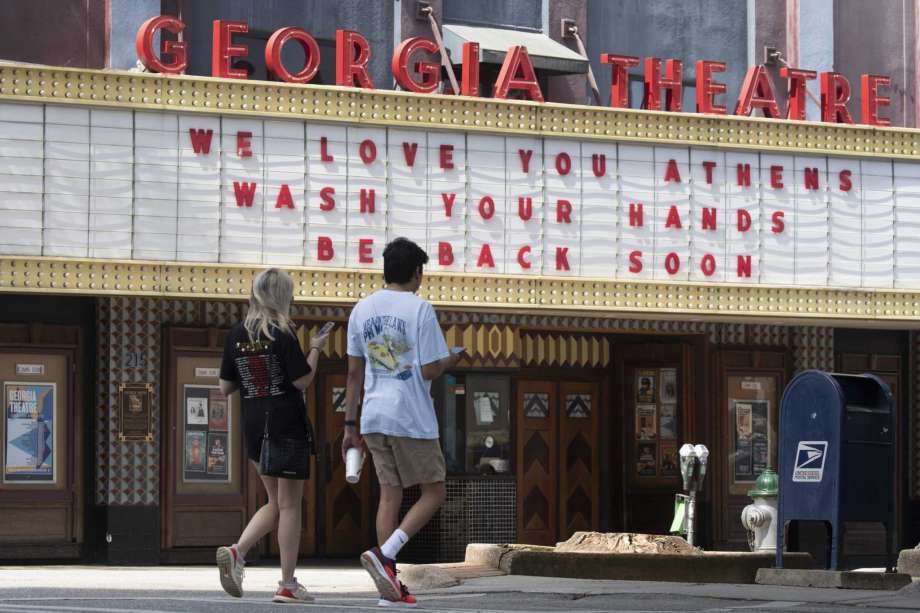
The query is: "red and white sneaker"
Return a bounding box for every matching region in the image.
[360,546,401,602]
[272,580,315,603]
[216,545,245,598]
[378,581,418,608]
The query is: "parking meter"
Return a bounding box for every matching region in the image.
[677,443,709,546]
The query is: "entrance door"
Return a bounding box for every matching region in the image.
[0,350,78,555]
[321,372,374,556]
[620,343,688,534]
[515,380,600,545]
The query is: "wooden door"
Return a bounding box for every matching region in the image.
[558,381,600,540]
[0,350,77,551]
[322,372,374,556]
[516,380,557,545]
[714,349,786,549]
[620,343,688,534]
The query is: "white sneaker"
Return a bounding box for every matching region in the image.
[216,545,245,598]
[273,579,315,603]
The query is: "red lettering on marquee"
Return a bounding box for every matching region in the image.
[629,250,643,273]
[665,205,682,228]
[770,165,784,189]
[555,247,570,271]
[439,144,454,169]
[737,163,752,187]
[265,27,320,83]
[518,149,533,173]
[320,137,334,162]
[212,20,249,79]
[555,152,572,176]
[701,254,716,276]
[629,202,644,227]
[135,16,187,74]
[233,181,257,207]
[461,42,480,97]
[517,245,532,269]
[359,139,377,164]
[319,186,335,211]
[518,197,533,221]
[402,142,418,167]
[861,74,892,126]
[391,37,440,94]
[438,241,454,265]
[771,211,785,234]
[358,238,374,263]
[275,184,294,209]
[188,129,213,154]
[644,57,683,111]
[821,72,854,124]
[696,60,727,114]
[237,131,252,158]
[600,54,640,109]
[317,236,334,261]
[703,160,716,184]
[359,188,375,213]
[664,159,681,182]
[701,207,717,230]
[737,209,752,231]
[804,167,820,190]
[494,46,544,102]
[781,67,817,120]
[664,252,680,275]
[556,200,572,223]
[476,243,495,268]
[336,30,374,89]
[839,169,853,192]
[478,196,495,220]
[592,154,606,177]
[737,255,752,278]
[441,192,456,217]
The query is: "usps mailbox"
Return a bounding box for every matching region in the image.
[776,371,895,571]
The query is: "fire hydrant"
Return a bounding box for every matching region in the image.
[740,468,779,551]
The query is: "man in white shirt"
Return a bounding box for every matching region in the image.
[343,238,462,609]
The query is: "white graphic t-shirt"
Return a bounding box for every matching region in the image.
[346,289,450,439]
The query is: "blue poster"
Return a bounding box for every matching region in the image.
[4,383,55,482]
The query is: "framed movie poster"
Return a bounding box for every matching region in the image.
[637,443,657,477]
[183,385,231,483]
[636,404,657,440]
[636,370,656,403]
[117,382,153,442]
[4,382,55,483]
[660,442,679,476]
[731,399,770,482]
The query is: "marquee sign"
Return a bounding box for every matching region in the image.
[2,99,920,291]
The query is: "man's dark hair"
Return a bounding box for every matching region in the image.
[383,237,429,284]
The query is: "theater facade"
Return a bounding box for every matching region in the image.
[0,57,918,565]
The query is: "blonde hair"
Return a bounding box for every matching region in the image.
[243,268,294,341]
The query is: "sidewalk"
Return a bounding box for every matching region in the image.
[0,565,916,612]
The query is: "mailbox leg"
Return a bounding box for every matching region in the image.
[829,521,840,571]
[775,519,785,569]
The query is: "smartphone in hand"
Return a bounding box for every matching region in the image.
[319,321,336,335]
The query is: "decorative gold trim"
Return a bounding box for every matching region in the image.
[1,63,919,158]
[5,256,920,322]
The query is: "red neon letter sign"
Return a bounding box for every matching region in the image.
[494,46,544,102]
[135,16,187,74]
[735,65,780,118]
[643,58,683,111]
[265,27,320,84]
[820,72,854,124]
[212,20,249,79]
[696,60,727,114]
[336,29,374,89]
[861,74,892,126]
[392,37,440,94]
[781,67,817,120]
[600,54,640,109]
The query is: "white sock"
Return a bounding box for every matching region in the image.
[380,529,409,560]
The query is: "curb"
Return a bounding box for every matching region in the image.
[465,544,814,584]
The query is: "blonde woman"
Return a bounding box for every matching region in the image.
[216,268,329,603]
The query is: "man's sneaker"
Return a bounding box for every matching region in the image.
[216,545,245,598]
[360,546,401,601]
[272,580,315,603]
[378,581,418,608]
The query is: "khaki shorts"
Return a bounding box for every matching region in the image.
[363,434,446,488]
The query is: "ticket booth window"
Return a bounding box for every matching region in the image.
[434,373,513,475]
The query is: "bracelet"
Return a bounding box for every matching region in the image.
[344,419,357,427]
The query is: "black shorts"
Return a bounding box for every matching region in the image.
[242,397,315,470]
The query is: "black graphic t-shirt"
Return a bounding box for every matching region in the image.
[220,322,310,401]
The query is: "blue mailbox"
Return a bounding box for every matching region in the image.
[776,371,895,571]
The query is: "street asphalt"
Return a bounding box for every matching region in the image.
[0,565,917,612]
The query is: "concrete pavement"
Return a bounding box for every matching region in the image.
[0,565,917,612]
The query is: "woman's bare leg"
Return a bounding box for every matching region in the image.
[276,477,305,584]
[235,462,279,558]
